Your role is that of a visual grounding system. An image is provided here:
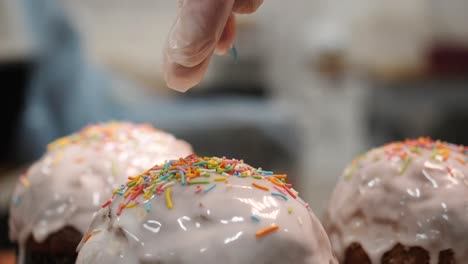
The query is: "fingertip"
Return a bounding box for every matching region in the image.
[164,55,211,92]
[233,0,264,14]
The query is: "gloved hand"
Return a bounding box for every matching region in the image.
[163,0,263,92]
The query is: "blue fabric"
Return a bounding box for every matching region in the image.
[16,0,127,161]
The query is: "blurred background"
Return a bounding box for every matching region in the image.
[1,0,468,257]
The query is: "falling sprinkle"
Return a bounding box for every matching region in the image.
[230,45,238,64]
[288,207,293,214]
[251,215,261,222]
[256,224,280,238]
[252,182,270,191]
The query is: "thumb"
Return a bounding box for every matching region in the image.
[164,0,235,92]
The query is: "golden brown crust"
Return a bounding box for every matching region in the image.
[381,243,429,264]
[345,242,371,264]
[344,243,455,264]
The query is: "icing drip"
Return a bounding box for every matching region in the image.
[9,122,193,248]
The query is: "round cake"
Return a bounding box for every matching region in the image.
[76,155,337,264]
[325,138,468,263]
[9,122,193,263]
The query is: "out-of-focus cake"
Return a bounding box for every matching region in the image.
[325,138,468,263]
[9,122,193,263]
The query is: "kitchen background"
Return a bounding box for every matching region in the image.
[1,0,468,255]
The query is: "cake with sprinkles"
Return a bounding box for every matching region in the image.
[324,137,468,264]
[76,155,337,264]
[9,122,193,264]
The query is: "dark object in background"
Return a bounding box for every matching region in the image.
[23,226,81,264]
[179,124,300,187]
[366,79,468,148]
[344,242,454,264]
[0,212,14,249]
[428,43,468,77]
[431,111,468,147]
[0,60,33,163]
[185,83,268,99]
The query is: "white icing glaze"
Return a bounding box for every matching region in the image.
[76,158,337,264]
[325,139,468,263]
[9,122,193,249]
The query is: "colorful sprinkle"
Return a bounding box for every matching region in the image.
[188,180,210,185]
[83,232,93,243]
[346,138,467,181]
[271,192,288,201]
[344,162,358,181]
[273,174,287,179]
[165,187,173,210]
[145,202,151,213]
[252,182,270,191]
[204,183,217,193]
[19,176,29,188]
[256,224,280,238]
[107,155,293,218]
[399,157,411,175]
[126,202,139,209]
[214,177,227,182]
[180,170,186,185]
[101,199,112,208]
[251,215,261,222]
[283,186,297,199]
[273,186,287,196]
[447,166,454,177]
[456,157,466,165]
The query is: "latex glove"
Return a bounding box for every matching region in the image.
[163,0,263,92]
